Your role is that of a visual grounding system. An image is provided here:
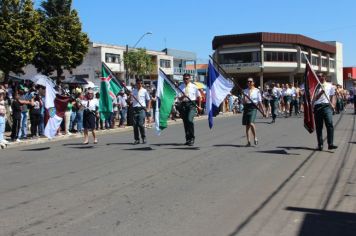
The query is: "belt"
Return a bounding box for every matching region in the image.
[133,107,145,110]
[314,103,329,107]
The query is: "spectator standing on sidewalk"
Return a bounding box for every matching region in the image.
[0,89,8,145]
[11,92,31,142]
[117,90,128,127]
[29,92,41,138]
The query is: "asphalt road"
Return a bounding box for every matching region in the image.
[0,111,355,236]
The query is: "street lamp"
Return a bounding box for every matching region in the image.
[133,32,152,48]
[125,32,153,85]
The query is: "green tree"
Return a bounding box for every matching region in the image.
[124,48,154,80]
[0,0,39,81]
[33,0,89,79]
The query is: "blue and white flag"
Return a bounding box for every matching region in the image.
[207,61,234,129]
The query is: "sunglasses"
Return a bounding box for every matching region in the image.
[247,81,253,83]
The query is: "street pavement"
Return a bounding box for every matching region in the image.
[0,110,355,236]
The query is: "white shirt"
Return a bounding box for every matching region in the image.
[81,98,99,111]
[179,82,201,101]
[271,87,281,99]
[117,94,128,108]
[243,88,262,104]
[132,88,150,107]
[314,82,335,105]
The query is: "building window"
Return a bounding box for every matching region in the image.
[330,60,335,69]
[322,58,328,67]
[219,51,261,64]
[160,59,171,68]
[264,51,297,62]
[105,53,121,64]
[311,56,319,66]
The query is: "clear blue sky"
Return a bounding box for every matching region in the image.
[35,0,356,66]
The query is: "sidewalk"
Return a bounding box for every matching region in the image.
[1,112,237,149]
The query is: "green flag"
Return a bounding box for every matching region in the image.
[99,63,122,120]
[155,70,178,134]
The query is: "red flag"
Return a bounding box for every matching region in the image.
[303,61,320,133]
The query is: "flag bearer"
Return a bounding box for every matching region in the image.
[81,89,99,144]
[314,73,337,151]
[242,78,265,146]
[131,78,151,145]
[178,73,202,146]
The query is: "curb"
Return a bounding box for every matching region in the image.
[2,112,237,150]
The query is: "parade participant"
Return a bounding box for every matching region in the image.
[314,73,337,151]
[262,86,271,118]
[242,78,265,146]
[269,83,281,123]
[283,83,293,117]
[81,89,99,144]
[178,73,202,146]
[131,78,151,144]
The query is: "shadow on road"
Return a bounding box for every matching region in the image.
[67,146,95,149]
[21,147,51,151]
[256,149,300,155]
[166,147,200,150]
[62,143,87,146]
[286,207,356,236]
[277,146,316,151]
[349,142,356,144]
[213,144,245,148]
[122,147,154,151]
[106,142,134,146]
[151,143,185,146]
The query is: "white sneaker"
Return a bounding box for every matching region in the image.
[66,132,72,135]
[16,139,22,142]
[2,139,9,144]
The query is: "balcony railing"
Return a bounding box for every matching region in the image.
[174,67,196,75]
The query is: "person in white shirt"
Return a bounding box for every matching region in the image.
[269,83,281,123]
[81,89,99,144]
[117,89,128,127]
[178,73,202,146]
[242,78,265,146]
[313,73,337,151]
[131,78,151,144]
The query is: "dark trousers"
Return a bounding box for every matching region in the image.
[354,95,356,114]
[30,113,40,137]
[290,98,299,115]
[133,108,146,141]
[270,99,279,120]
[314,104,334,146]
[181,102,196,141]
[11,118,21,140]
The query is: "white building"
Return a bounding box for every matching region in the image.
[212,32,343,87]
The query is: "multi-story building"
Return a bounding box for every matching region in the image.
[343,67,356,90]
[20,42,175,87]
[212,32,343,88]
[162,48,197,81]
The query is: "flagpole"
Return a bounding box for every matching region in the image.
[208,55,265,116]
[302,54,334,111]
[159,68,201,111]
[102,62,147,111]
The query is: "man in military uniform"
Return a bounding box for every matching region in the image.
[131,78,151,144]
[314,73,337,151]
[178,73,202,146]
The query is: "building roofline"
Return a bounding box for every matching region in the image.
[212,32,336,54]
